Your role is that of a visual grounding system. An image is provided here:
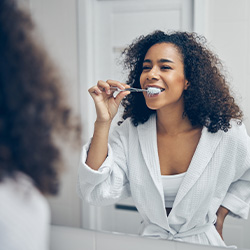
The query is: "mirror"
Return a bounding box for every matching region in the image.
[25,0,250,249]
[77,0,250,249]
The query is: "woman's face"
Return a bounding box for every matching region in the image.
[140,42,189,111]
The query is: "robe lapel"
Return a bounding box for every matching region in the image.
[137,115,163,196]
[172,127,224,208]
[137,115,172,230]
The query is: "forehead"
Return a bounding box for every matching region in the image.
[144,42,183,62]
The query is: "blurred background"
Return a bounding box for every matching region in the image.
[19,0,250,248]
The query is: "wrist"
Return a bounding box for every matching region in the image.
[95,120,112,127]
[217,206,229,218]
[94,120,112,135]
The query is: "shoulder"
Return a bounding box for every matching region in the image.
[0,172,49,213]
[111,114,156,137]
[221,120,249,152]
[0,172,50,248]
[225,120,248,138]
[111,117,136,137]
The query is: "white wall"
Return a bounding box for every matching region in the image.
[203,0,250,132]
[25,0,82,227]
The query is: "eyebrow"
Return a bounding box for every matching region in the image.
[143,58,174,64]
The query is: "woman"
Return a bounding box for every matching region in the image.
[0,0,80,249]
[77,30,250,247]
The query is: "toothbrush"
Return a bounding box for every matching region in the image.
[110,86,162,95]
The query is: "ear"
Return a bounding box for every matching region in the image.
[184,80,190,90]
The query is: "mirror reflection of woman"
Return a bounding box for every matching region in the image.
[78,30,250,247]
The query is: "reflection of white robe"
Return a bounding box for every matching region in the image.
[77,115,250,247]
[0,172,50,250]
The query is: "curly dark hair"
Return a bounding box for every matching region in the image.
[0,0,80,194]
[120,30,243,133]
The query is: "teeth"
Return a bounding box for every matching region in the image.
[147,87,161,96]
[146,87,164,91]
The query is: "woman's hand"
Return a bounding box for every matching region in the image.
[88,80,130,123]
[86,80,130,170]
[215,206,229,240]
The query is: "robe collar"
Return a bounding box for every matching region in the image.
[137,114,223,222]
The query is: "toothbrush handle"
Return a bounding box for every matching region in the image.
[126,87,147,92]
[110,87,146,92]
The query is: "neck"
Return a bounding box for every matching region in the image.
[156,106,193,136]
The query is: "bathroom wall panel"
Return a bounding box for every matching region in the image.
[26,0,82,228]
[207,0,250,132]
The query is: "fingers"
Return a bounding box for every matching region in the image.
[88,85,102,96]
[88,80,130,97]
[98,80,113,95]
[114,91,130,105]
[88,80,130,122]
[106,79,128,91]
[99,80,127,95]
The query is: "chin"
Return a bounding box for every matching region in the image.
[145,104,159,110]
[145,99,162,109]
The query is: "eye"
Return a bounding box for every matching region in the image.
[142,65,151,71]
[161,65,172,70]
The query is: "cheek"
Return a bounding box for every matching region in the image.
[139,74,144,87]
[173,74,186,86]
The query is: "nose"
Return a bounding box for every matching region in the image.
[146,67,160,81]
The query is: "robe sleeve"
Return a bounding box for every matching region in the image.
[221,124,250,219]
[77,124,131,206]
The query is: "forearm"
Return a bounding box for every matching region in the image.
[215,206,229,240]
[86,121,112,170]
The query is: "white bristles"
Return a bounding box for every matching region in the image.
[109,86,162,96]
[147,87,161,96]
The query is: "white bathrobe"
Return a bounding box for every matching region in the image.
[77,114,250,247]
[0,172,50,250]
